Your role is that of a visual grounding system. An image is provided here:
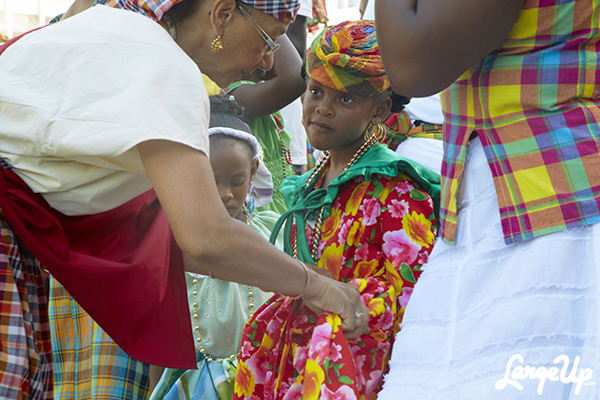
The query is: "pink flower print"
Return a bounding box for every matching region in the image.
[382,229,421,266]
[417,250,429,266]
[349,344,362,359]
[377,309,394,331]
[360,199,381,226]
[283,382,304,400]
[308,323,332,362]
[354,244,369,261]
[365,370,383,395]
[329,343,343,362]
[246,352,271,384]
[337,219,353,244]
[353,354,367,388]
[389,199,409,219]
[360,292,374,306]
[241,340,254,358]
[399,287,414,308]
[320,385,358,400]
[293,345,309,371]
[396,180,414,194]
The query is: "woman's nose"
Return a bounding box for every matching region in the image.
[256,52,275,72]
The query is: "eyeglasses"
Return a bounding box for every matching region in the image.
[237,4,281,55]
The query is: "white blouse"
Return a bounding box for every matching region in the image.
[0,5,210,215]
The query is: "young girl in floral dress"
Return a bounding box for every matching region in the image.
[233,21,440,400]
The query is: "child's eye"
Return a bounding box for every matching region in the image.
[309,87,321,96]
[340,95,354,103]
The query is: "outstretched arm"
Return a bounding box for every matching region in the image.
[138,140,369,338]
[375,0,524,96]
[228,35,305,120]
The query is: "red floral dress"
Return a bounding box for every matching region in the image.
[234,163,436,400]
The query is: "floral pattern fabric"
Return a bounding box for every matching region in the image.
[233,169,436,400]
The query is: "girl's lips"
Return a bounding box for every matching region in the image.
[310,121,333,131]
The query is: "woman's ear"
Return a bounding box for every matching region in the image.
[209,0,238,36]
[249,158,259,181]
[371,96,393,125]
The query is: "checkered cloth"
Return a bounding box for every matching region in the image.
[0,216,53,399]
[239,0,300,22]
[94,0,181,21]
[49,278,150,400]
[96,0,299,22]
[440,0,600,244]
[306,20,390,98]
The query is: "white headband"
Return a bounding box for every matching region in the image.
[208,127,273,208]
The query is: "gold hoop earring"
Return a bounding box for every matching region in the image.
[211,36,223,53]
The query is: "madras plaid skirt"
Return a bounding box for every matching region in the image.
[49,277,150,400]
[0,216,53,399]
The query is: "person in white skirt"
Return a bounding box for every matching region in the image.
[375,0,600,398]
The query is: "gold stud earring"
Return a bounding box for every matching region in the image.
[211,36,223,52]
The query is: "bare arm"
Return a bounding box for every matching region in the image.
[228,35,305,120]
[138,140,369,338]
[375,0,525,96]
[61,0,95,19]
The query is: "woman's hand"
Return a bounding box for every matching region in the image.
[301,269,370,339]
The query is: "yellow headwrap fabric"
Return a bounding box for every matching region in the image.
[306,20,390,97]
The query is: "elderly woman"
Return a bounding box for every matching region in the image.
[0,0,368,398]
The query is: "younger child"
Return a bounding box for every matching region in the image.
[149,95,282,400]
[234,21,440,400]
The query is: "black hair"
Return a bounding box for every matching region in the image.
[388,90,411,114]
[208,95,255,162]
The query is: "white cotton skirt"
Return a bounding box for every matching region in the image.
[380,137,599,400]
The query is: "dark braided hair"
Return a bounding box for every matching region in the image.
[208,95,254,161]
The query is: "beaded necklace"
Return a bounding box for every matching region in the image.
[191,208,255,363]
[293,132,380,261]
[269,114,292,179]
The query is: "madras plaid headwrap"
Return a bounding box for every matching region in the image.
[96,0,299,22]
[440,0,600,244]
[239,0,300,22]
[306,20,390,98]
[94,0,181,21]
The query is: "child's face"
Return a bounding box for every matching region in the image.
[210,144,255,219]
[302,78,379,152]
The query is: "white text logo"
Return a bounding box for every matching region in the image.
[495,354,593,395]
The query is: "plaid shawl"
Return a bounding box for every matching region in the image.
[440,0,600,244]
[306,20,390,98]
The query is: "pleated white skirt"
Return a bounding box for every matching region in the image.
[380,137,599,399]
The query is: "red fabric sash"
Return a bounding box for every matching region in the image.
[0,30,196,369]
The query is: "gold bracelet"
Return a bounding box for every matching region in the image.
[281,259,310,300]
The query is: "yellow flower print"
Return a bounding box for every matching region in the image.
[370,329,388,343]
[368,297,386,317]
[318,242,344,280]
[303,359,325,400]
[321,208,342,242]
[255,333,273,358]
[384,259,403,295]
[326,313,342,335]
[234,360,256,398]
[346,220,365,247]
[345,182,370,216]
[379,176,399,204]
[353,260,378,279]
[402,211,434,248]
